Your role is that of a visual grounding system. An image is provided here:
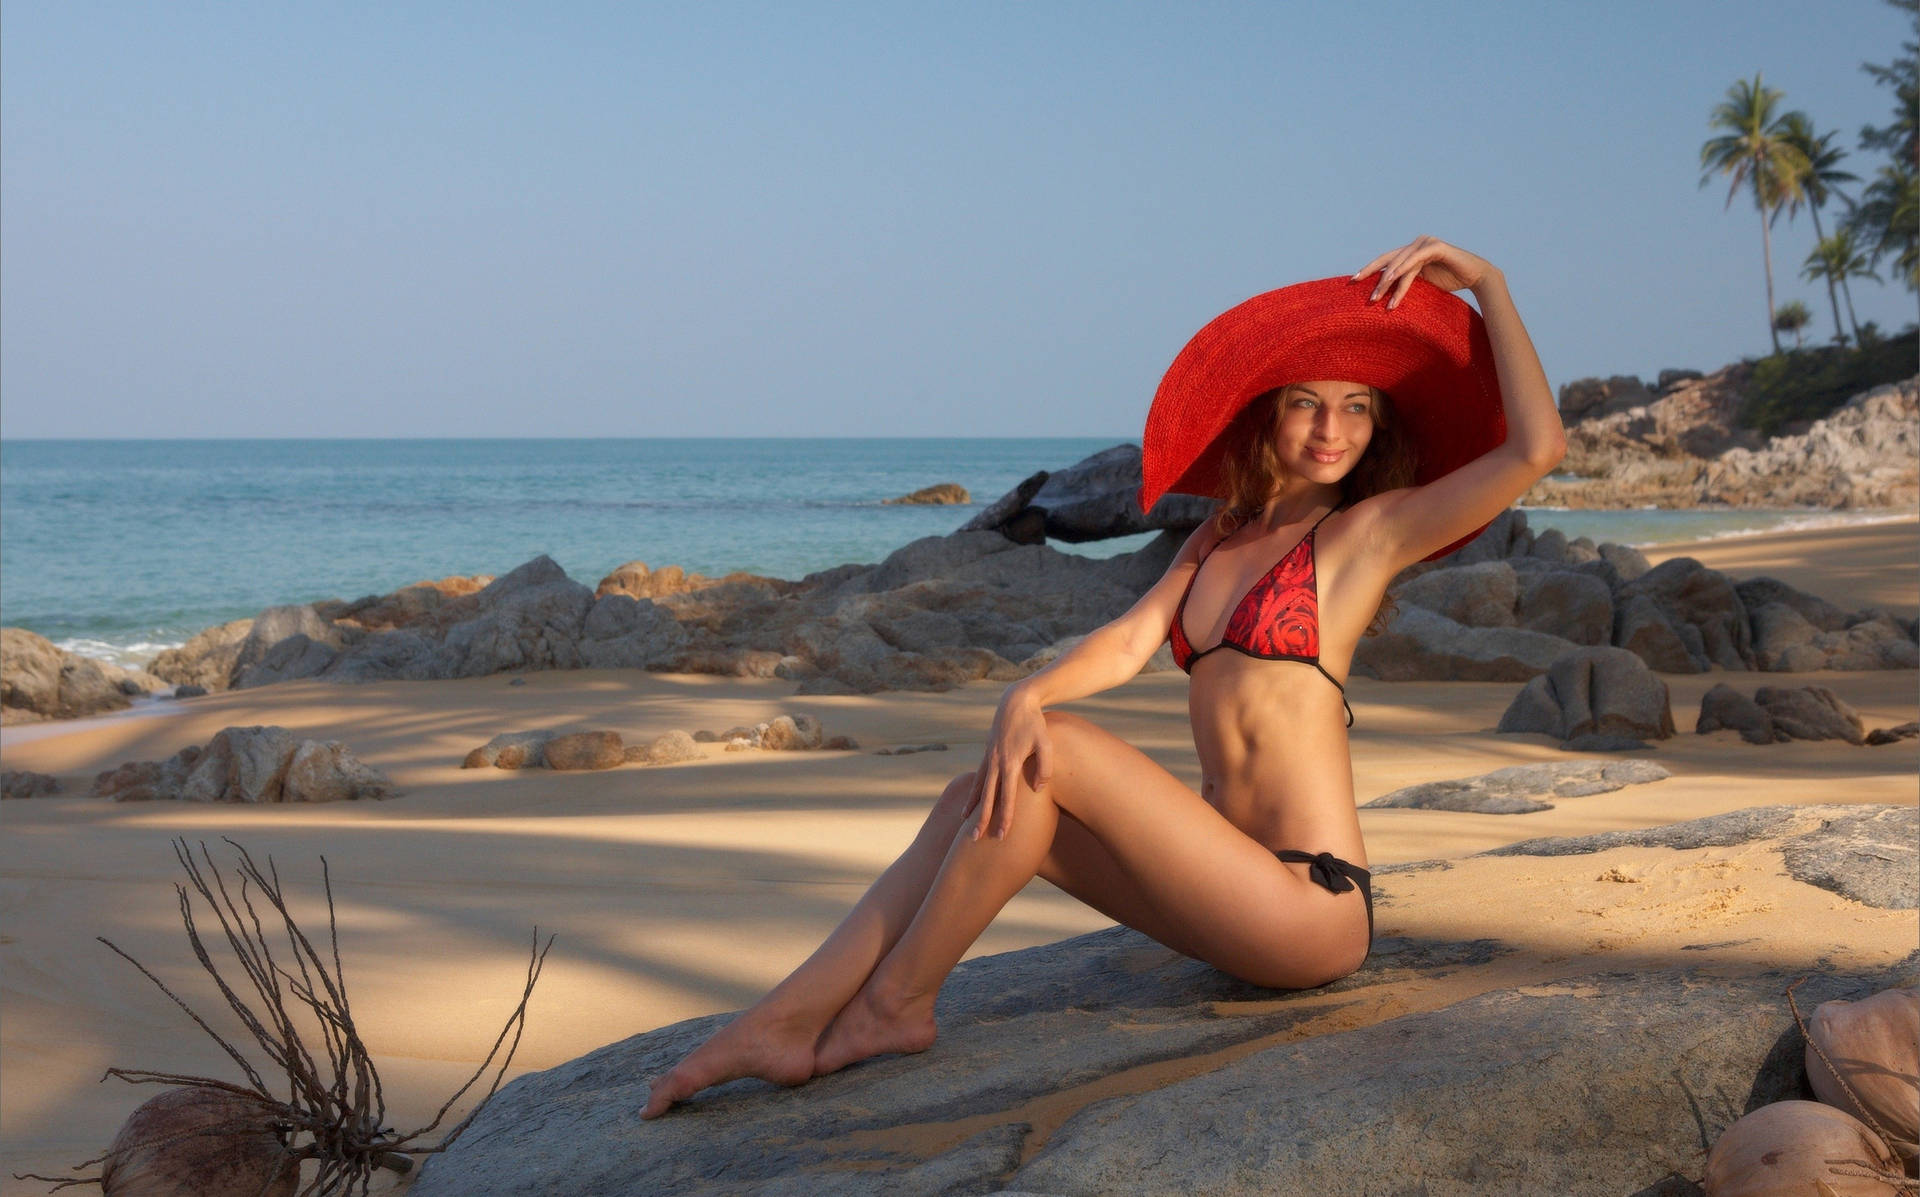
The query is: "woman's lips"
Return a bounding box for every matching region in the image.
[1308,449,1344,463]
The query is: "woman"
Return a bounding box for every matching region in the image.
[642,234,1563,1118]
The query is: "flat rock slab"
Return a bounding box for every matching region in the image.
[413,805,1917,1196]
[1362,758,1670,814]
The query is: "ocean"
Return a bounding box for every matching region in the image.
[0,438,1884,670]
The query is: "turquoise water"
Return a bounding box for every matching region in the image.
[0,438,1880,668]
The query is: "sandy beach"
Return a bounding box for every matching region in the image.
[2,517,1915,1192]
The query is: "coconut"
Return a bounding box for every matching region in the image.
[1807,987,1920,1173]
[1705,1100,1907,1196]
[99,1086,297,1197]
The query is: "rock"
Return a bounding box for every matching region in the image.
[92,728,389,803]
[463,731,558,770]
[1393,561,1518,628]
[761,714,824,751]
[1756,685,1867,745]
[1615,557,1752,671]
[1496,647,1675,745]
[1353,605,1574,682]
[332,574,492,630]
[147,617,254,692]
[410,804,1917,1197]
[1866,721,1920,746]
[643,731,702,765]
[1362,759,1670,814]
[1597,542,1650,582]
[436,557,597,678]
[172,684,209,698]
[875,743,948,756]
[1778,805,1919,910]
[1,627,132,721]
[280,740,395,802]
[961,444,1213,543]
[1433,507,1532,566]
[821,735,860,751]
[1696,683,1777,744]
[883,483,970,505]
[1515,570,1613,646]
[1,770,61,799]
[1656,368,1704,392]
[97,1086,298,1197]
[1557,374,1654,421]
[321,629,443,683]
[231,605,346,688]
[1735,576,1850,633]
[1703,377,1920,508]
[543,731,627,771]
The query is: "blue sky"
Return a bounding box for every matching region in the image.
[3,2,1914,438]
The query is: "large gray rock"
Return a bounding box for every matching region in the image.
[1515,570,1614,646]
[1393,561,1518,628]
[232,605,347,688]
[1362,759,1671,814]
[1754,684,1866,745]
[960,445,1214,543]
[1353,605,1574,682]
[1615,557,1752,671]
[1496,647,1675,745]
[1,770,61,799]
[1778,805,1919,909]
[436,556,597,677]
[411,805,1915,1197]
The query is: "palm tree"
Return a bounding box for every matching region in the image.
[1772,300,1812,348]
[1701,74,1810,354]
[1802,230,1881,343]
[1778,113,1859,341]
[1847,163,1919,293]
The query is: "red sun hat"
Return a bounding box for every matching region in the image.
[1138,274,1507,560]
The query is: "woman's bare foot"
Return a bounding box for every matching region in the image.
[811,985,937,1077]
[641,1009,821,1119]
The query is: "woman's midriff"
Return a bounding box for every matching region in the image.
[1187,657,1367,866]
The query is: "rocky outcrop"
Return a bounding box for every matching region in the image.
[1697,683,1869,745]
[1527,370,1917,509]
[1,627,167,723]
[1496,647,1676,748]
[90,726,394,803]
[147,618,254,692]
[959,444,1214,542]
[882,483,970,506]
[1361,759,1670,814]
[410,805,1918,1196]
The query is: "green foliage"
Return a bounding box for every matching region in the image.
[1848,0,1920,292]
[1740,328,1920,434]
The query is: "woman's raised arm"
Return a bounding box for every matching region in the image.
[1348,237,1565,568]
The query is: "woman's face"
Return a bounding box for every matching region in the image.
[1270,380,1377,481]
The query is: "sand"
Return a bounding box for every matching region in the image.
[2,517,1914,1192]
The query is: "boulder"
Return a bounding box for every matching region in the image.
[1352,605,1573,682]
[1393,561,1518,628]
[640,731,702,765]
[544,731,627,771]
[1615,557,1752,671]
[147,617,254,692]
[1496,647,1675,746]
[1361,759,1670,815]
[331,574,492,631]
[1696,683,1776,744]
[409,805,1917,1197]
[1755,685,1867,745]
[1557,374,1654,421]
[960,444,1213,543]
[1514,570,1613,646]
[231,605,347,688]
[91,727,391,803]
[761,714,824,751]
[1,770,61,799]
[883,483,970,506]
[462,731,558,770]
[1866,721,1920,746]
[578,594,691,669]
[1,627,132,721]
[436,557,597,677]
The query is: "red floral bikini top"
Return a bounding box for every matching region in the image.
[1167,506,1355,727]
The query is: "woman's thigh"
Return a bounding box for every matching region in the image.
[1032,710,1368,989]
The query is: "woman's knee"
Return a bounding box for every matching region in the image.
[934,771,977,818]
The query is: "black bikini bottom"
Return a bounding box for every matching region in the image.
[1275,850,1374,961]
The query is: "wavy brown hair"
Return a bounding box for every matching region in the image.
[1206,384,1419,633]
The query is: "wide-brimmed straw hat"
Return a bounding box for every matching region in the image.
[1138,275,1507,559]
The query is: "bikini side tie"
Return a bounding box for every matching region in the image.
[1277,850,1357,894]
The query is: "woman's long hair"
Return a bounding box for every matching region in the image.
[1206,385,1418,633]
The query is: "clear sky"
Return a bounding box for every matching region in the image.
[3,2,1914,439]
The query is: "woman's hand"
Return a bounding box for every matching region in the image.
[1352,236,1499,309]
[964,685,1052,841]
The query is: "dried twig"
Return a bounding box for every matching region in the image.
[17,837,554,1196]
